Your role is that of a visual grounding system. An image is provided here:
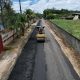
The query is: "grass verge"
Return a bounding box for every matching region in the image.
[51,19,80,39]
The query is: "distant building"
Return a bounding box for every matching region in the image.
[72,13,80,20]
[65,16,74,20]
[61,13,80,20]
[61,16,74,20]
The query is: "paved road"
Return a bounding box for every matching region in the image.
[8,29,37,80]
[32,43,46,80]
[44,26,80,80]
[8,20,80,80]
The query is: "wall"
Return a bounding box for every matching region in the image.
[0,35,4,53]
[1,30,17,46]
[51,22,80,53]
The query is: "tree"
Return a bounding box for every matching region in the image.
[0,0,15,29]
[0,0,5,28]
[46,13,54,19]
[43,8,74,19]
[25,9,34,27]
[35,13,43,19]
[43,9,55,19]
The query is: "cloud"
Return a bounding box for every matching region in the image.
[12,1,31,12]
[12,0,80,13]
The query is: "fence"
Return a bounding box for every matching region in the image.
[0,22,36,53]
[0,30,18,53]
[2,30,17,46]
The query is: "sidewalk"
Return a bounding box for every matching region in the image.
[0,24,36,80]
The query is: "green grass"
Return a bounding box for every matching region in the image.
[51,19,80,39]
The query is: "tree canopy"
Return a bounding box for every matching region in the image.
[43,8,80,19]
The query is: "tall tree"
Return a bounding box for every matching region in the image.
[3,0,15,29]
[25,9,34,27]
[0,0,5,28]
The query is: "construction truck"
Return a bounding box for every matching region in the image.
[36,26,45,42]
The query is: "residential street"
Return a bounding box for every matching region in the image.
[8,20,80,80]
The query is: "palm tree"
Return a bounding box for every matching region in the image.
[18,0,25,36]
[25,9,34,27]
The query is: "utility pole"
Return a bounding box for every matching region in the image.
[19,0,22,14]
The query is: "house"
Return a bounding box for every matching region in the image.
[61,16,74,20]
[72,13,80,20]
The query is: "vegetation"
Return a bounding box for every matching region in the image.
[43,8,80,39]
[1,0,80,39]
[0,0,37,35]
[35,13,43,19]
[43,8,80,19]
[25,9,35,27]
[51,19,80,39]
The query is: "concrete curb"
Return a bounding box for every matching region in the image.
[0,25,35,80]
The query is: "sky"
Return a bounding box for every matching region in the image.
[12,0,80,13]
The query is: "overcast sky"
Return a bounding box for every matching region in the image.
[12,0,80,13]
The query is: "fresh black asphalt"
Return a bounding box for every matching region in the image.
[8,29,38,80]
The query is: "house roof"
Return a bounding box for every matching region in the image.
[72,13,80,15]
